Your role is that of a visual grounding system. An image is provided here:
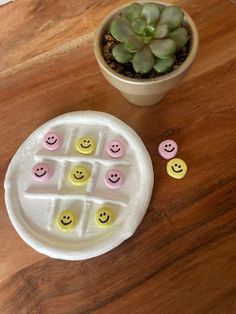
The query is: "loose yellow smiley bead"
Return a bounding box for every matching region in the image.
[95,207,114,228]
[76,137,96,155]
[57,210,77,232]
[69,165,90,186]
[167,158,187,179]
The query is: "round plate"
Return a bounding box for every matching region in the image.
[4,111,154,260]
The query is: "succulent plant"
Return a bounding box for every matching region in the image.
[109,2,190,74]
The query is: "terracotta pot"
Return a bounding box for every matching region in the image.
[94,1,199,107]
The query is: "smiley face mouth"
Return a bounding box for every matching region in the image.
[99,216,110,223]
[81,144,91,149]
[46,139,57,145]
[73,174,84,180]
[164,147,175,152]
[60,220,72,225]
[35,171,47,177]
[110,148,120,153]
[108,177,120,184]
[171,166,183,173]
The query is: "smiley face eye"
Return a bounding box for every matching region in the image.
[52,136,54,139]
[63,216,66,219]
[114,174,118,177]
[103,213,106,216]
[112,144,115,147]
[169,144,171,147]
[100,213,103,217]
[175,164,177,167]
[37,168,39,171]
[41,167,43,170]
[67,216,70,219]
[178,165,181,168]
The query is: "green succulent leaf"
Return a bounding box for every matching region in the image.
[132,46,155,73]
[132,17,147,35]
[124,35,145,53]
[143,35,153,44]
[149,38,176,58]
[145,23,156,35]
[143,27,154,38]
[112,43,133,63]
[159,6,184,30]
[142,3,160,24]
[158,4,165,12]
[169,27,189,49]
[153,57,174,73]
[121,2,142,22]
[110,17,134,42]
[154,23,169,38]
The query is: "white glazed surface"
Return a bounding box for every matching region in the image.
[0,0,14,5]
[4,111,154,260]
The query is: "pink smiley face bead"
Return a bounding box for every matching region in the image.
[104,169,124,190]
[43,132,62,151]
[158,139,178,160]
[31,163,53,182]
[106,140,125,158]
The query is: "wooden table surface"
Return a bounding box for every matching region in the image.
[0,0,236,313]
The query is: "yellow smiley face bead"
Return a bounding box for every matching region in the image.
[69,165,90,186]
[167,158,187,179]
[76,137,96,155]
[57,210,77,232]
[95,207,114,228]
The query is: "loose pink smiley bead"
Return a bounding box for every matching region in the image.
[31,163,53,182]
[43,132,62,151]
[106,140,125,158]
[104,169,124,189]
[158,139,178,160]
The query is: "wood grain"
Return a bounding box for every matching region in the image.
[0,0,236,313]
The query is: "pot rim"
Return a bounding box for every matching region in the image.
[94,0,199,86]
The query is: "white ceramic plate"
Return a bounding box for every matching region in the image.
[4,111,154,260]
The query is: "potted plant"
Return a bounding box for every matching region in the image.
[94,1,199,106]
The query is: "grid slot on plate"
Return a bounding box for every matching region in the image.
[47,198,59,231]
[35,154,131,166]
[64,128,79,154]
[57,160,70,191]
[95,127,107,157]
[77,200,92,237]
[24,190,128,207]
[87,162,99,193]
